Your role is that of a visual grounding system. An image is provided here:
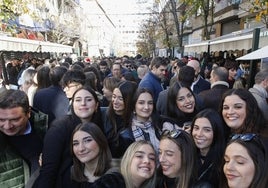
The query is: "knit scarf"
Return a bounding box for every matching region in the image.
[131,116,159,152]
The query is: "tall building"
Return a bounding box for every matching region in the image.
[96,0,155,57]
[154,0,268,58]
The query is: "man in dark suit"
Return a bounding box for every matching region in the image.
[187,59,211,94]
[198,66,230,111]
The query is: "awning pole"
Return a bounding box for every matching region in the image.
[0,52,9,86]
[207,41,210,55]
[248,28,260,88]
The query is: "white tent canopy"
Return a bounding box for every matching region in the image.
[236,45,268,60]
[0,35,73,53]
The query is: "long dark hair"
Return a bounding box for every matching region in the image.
[220,136,268,188]
[36,65,51,90]
[108,80,137,134]
[132,87,161,133]
[191,108,226,161]
[71,122,112,182]
[191,109,226,185]
[167,82,197,123]
[219,88,266,134]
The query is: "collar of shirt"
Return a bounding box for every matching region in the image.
[191,74,201,91]
[24,121,32,135]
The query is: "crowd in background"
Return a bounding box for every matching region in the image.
[0,52,268,188]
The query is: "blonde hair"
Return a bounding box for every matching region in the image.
[233,78,246,89]
[120,140,156,188]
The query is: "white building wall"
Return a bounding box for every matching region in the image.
[80,0,116,57]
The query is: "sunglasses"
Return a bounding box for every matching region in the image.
[231,133,265,153]
[125,64,132,68]
[231,133,256,141]
[161,129,182,139]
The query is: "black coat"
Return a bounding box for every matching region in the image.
[103,111,127,158]
[33,115,81,188]
[33,85,69,127]
[157,88,204,116]
[73,171,125,188]
[192,77,211,94]
[198,84,229,111]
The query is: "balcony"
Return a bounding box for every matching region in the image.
[214,4,239,23]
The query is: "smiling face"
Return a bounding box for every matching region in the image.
[223,142,255,188]
[130,144,156,187]
[135,92,154,122]
[176,87,195,113]
[159,138,181,178]
[222,95,246,131]
[73,89,98,122]
[192,117,214,156]
[112,88,125,115]
[72,130,100,164]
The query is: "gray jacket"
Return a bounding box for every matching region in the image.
[249,84,268,123]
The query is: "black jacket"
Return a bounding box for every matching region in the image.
[33,115,81,188]
[73,171,125,188]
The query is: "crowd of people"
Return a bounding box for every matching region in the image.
[0,53,268,188]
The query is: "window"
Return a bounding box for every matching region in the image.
[229,0,241,5]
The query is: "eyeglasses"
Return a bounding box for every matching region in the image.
[161,129,182,139]
[64,84,80,90]
[125,64,132,68]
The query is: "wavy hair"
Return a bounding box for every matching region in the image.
[219,88,265,134]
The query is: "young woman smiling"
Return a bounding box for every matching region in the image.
[191,109,226,187]
[34,86,103,188]
[120,140,156,188]
[219,89,268,137]
[119,88,161,153]
[161,82,198,133]
[103,80,137,158]
[157,129,197,188]
[70,122,125,187]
